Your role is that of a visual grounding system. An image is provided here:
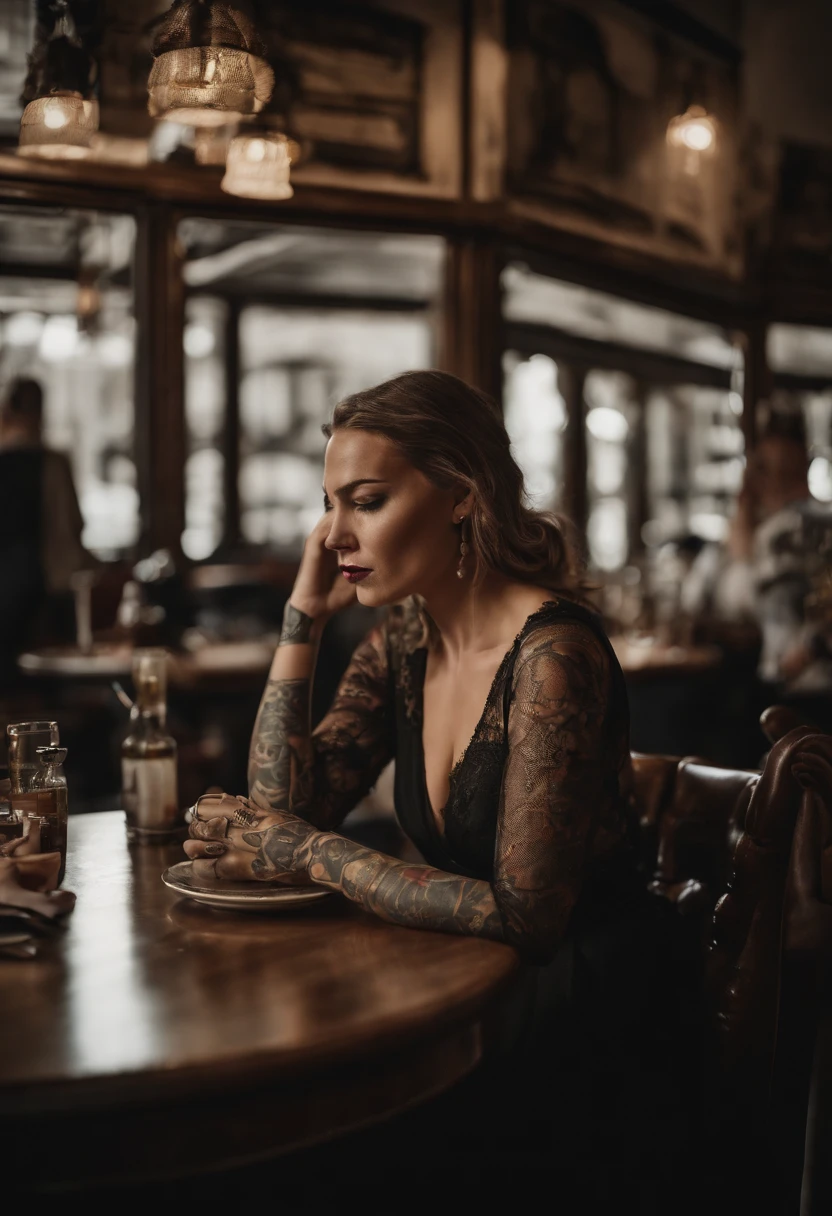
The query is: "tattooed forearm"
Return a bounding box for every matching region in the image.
[301,832,508,943]
[245,816,504,942]
[248,678,314,814]
[279,602,314,645]
[248,625,394,831]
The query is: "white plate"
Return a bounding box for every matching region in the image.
[161,861,333,911]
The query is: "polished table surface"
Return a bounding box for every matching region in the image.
[0,812,519,1188]
[17,638,277,683]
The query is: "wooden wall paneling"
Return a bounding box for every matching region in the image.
[263,0,465,200]
[134,202,186,559]
[469,0,507,202]
[440,238,504,403]
[503,0,742,278]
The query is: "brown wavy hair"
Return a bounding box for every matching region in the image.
[321,369,587,599]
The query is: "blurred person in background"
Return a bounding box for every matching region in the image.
[683,420,832,731]
[0,376,94,684]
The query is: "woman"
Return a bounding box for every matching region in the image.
[185,370,698,1186]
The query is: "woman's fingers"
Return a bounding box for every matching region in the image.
[184,824,267,868]
[190,851,258,882]
[183,838,227,859]
[189,816,230,842]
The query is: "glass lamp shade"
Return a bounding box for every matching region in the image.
[148,45,274,125]
[18,92,98,159]
[666,106,717,154]
[221,131,295,199]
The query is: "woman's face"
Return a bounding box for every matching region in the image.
[322,429,464,606]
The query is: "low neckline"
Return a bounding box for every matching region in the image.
[418,598,560,833]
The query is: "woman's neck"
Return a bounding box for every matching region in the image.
[420,571,532,663]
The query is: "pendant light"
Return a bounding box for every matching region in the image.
[667,106,717,154]
[221,126,299,199]
[18,3,98,159]
[148,0,274,127]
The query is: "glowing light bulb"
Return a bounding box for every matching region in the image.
[679,121,713,152]
[221,131,296,200]
[44,99,69,130]
[667,106,717,156]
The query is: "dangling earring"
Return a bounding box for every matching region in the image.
[456,516,468,579]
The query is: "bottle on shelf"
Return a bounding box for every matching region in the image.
[121,649,182,844]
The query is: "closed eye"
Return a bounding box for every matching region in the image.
[354,498,385,512]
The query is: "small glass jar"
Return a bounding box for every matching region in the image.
[7,721,59,794]
[30,745,69,884]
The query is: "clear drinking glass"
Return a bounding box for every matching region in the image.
[7,721,59,794]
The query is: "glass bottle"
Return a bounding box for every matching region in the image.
[121,648,181,843]
[31,745,69,884]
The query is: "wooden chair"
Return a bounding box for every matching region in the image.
[630,709,832,1212]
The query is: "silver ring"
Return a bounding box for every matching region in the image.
[233,805,256,828]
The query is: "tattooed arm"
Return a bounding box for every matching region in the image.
[247,602,394,830]
[237,621,611,961]
[491,621,611,959]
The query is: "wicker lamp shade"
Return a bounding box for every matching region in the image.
[221,130,297,199]
[19,91,98,158]
[148,1,274,126]
[18,14,98,160]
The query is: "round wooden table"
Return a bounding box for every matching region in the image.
[0,812,519,1190]
[17,638,277,686]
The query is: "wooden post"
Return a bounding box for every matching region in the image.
[629,382,649,560]
[134,203,186,559]
[560,363,588,538]
[221,299,242,550]
[440,238,504,406]
[741,318,769,452]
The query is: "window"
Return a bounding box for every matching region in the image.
[0,205,138,558]
[586,370,637,572]
[768,323,832,504]
[180,219,444,558]
[183,296,227,560]
[503,351,566,512]
[501,260,744,573]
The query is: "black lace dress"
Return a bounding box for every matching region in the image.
[310,595,702,1175]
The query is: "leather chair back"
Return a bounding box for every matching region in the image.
[630,727,828,1210]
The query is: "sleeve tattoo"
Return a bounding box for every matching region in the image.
[250,622,611,961]
[247,623,395,830]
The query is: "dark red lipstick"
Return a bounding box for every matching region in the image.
[340,565,372,583]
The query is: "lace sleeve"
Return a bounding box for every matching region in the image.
[299,623,395,828]
[492,621,612,961]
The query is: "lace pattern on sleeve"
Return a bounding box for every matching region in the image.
[385,597,428,726]
[302,623,396,826]
[492,619,621,960]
